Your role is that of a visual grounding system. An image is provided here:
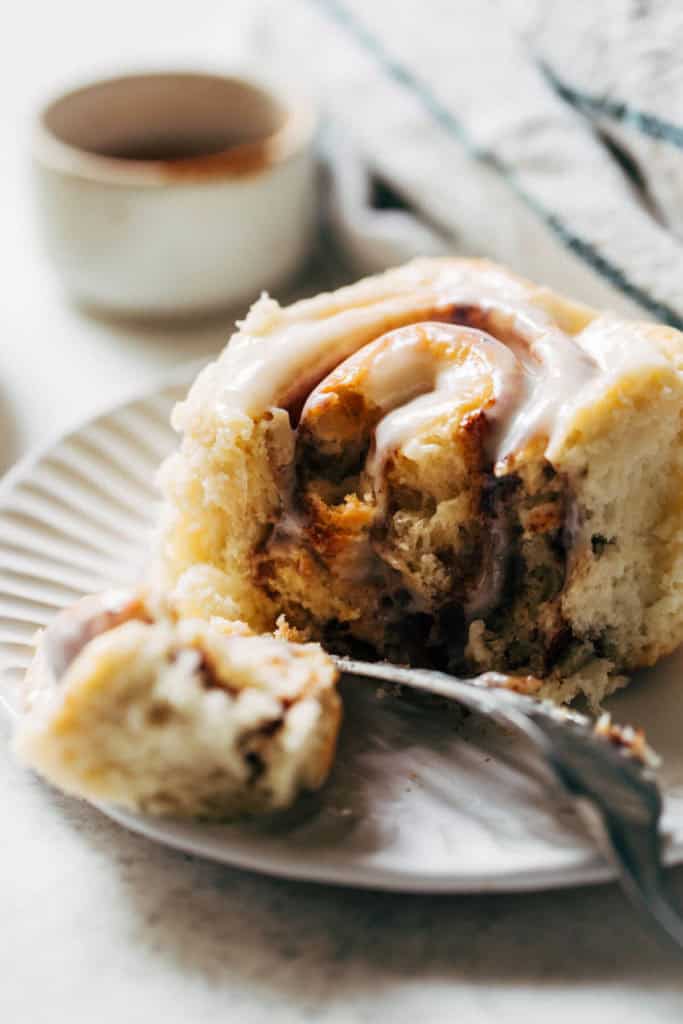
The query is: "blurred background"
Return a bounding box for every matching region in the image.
[2,2,271,470]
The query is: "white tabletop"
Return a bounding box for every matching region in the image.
[3,4,683,1022]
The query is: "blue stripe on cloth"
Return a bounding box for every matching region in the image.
[313,0,683,327]
[541,62,683,151]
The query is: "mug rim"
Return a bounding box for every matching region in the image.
[31,70,316,187]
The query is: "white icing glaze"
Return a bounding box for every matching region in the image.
[214,291,452,419]
[208,262,560,420]
[469,299,598,466]
[361,323,523,476]
[214,282,664,473]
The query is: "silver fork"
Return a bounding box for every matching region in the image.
[334,656,683,950]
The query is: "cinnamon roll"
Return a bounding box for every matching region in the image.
[14,591,340,818]
[159,258,683,706]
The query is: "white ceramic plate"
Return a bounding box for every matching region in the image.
[3,363,683,893]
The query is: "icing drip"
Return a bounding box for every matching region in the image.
[298,309,602,478]
[361,324,522,477]
[471,300,597,465]
[217,288,659,473]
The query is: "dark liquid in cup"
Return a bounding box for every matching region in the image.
[100,134,245,161]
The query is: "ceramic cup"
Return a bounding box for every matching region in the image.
[31,71,317,317]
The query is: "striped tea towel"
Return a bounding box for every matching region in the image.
[248,0,683,325]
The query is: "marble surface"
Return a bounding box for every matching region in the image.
[3,3,683,1022]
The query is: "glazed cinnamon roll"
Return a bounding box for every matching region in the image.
[159,259,683,706]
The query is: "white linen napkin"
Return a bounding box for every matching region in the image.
[248,0,683,325]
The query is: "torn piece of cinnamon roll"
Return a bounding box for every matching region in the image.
[159,258,683,706]
[15,591,341,818]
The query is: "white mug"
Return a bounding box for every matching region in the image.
[32,71,317,317]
